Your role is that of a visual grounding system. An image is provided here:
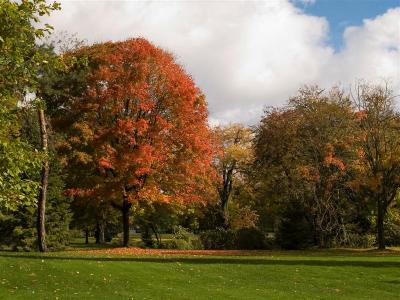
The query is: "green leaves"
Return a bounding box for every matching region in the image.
[0,0,59,209]
[0,0,60,98]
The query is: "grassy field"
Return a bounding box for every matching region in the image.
[1,245,400,299]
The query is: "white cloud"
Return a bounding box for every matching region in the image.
[323,8,400,90]
[43,1,400,124]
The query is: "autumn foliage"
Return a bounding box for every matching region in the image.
[57,39,215,246]
[1,2,399,252]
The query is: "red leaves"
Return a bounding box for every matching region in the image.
[324,144,346,171]
[62,38,215,206]
[355,110,367,121]
[135,119,149,136]
[134,167,152,176]
[98,157,113,170]
[115,118,135,135]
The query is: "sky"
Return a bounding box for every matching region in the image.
[43,0,400,125]
[298,0,400,50]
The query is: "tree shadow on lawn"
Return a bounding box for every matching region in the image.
[1,253,400,268]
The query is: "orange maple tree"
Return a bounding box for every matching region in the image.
[58,39,215,246]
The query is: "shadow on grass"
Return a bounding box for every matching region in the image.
[1,253,400,268]
[383,280,400,284]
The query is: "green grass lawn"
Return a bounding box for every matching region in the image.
[1,247,400,299]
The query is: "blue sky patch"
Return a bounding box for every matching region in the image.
[293,0,400,51]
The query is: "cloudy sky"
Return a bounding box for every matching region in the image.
[43,0,400,125]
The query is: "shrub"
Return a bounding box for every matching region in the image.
[200,228,237,250]
[235,228,268,250]
[172,226,193,242]
[160,226,203,250]
[200,227,274,250]
[275,201,314,250]
[140,227,154,248]
[339,233,376,248]
[162,239,192,250]
[0,207,39,251]
[174,226,203,249]
[384,209,400,246]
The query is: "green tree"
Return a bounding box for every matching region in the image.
[0,107,72,251]
[0,0,60,213]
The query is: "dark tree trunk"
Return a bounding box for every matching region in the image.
[37,109,48,253]
[95,228,99,244]
[96,222,105,244]
[85,229,89,244]
[151,223,160,246]
[218,167,234,228]
[377,198,386,250]
[99,223,105,244]
[221,192,229,228]
[122,198,132,247]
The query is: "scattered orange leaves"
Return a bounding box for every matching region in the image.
[76,247,267,256]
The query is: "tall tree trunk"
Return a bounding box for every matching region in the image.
[37,109,48,253]
[222,195,229,228]
[95,227,99,244]
[151,223,160,246]
[85,229,89,244]
[96,222,105,244]
[98,222,105,244]
[218,167,234,228]
[122,198,132,247]
[377,198,386,250]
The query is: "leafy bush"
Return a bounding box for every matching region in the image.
[275,201,314,250]
[161,226,203,250]
[69,229,84,239]
[0,197,71,251]
[339,233,376,248]
[10,225,37,252]
[384,209,400,246]
[162,239,192,250]
[200,228,237,250]
[0,207,38,251]
[200,227,273,250]
[140,227,155,248]
[235,228,269,250]
[172,226,193,242]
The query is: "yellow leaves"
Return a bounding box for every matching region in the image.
[74,151,92,164]
[229,203,259,230]
[68,136,81,144]
[297,165,320,182]
[347,180,361,192]
[224,143,253,164]
[297,165,311,178]
[56,140,72,151]
[72,122,94,141]
[213,124,254,170]
[366,176,382,192]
